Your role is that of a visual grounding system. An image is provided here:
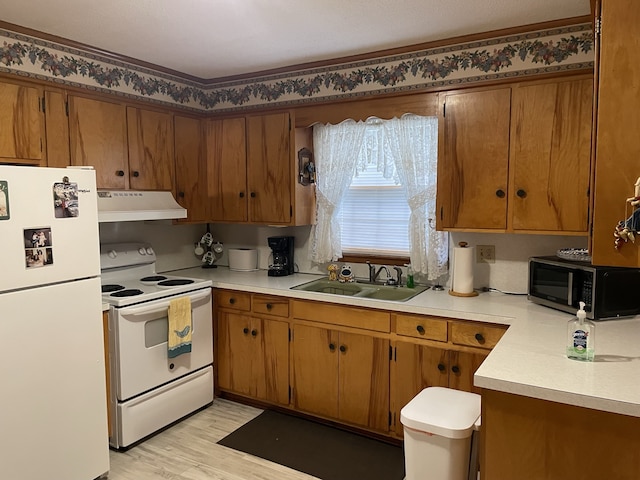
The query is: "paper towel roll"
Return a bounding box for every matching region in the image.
[451,243,476,296]
[228,248,258,272]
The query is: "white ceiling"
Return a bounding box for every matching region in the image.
[0,0,591,80]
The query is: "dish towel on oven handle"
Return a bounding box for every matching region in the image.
[168,296,192,358]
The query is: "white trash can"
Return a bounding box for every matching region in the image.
[400,387,481,480]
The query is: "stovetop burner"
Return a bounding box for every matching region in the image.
[140,275,168,283]
[111,289,144,297]
[157,279,195,287]
[102,284,125,293]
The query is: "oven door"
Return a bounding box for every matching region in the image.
[111,288,213,401]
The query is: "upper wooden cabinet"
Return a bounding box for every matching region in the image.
[0,80,44,165]
[205,117,248,222]
[591,0,640,267]
[174,115,209,223]
[69,95,128,189]
[246,112,292,224]
[44,90,71,168]
[126,107,175,191]
[437,76,593,234]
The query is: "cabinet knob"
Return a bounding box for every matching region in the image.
[451,365,460,374]
[116,170,125,177]
[329,343,336,352]
[178,191,185,198]
[437,363,446,372]
[250,192,256,198]
[495,189,505,198]
[243,327,249,334]
[516,189,527,198]
[229,298,235,305]
[416,325,425,334]
[475,333,485,343]
[251,329,258,337]
[133,171,140,177]
[266,303,272,310]
[339,345,347,353]
[239,192,245,198]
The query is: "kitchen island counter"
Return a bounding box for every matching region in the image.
[172,266,640,418]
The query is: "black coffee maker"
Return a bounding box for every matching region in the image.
[267,236,294,276]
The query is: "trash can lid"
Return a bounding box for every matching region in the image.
[400,387,481,439]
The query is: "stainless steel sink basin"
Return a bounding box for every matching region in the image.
[291,278,429,302]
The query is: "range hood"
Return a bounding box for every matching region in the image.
[97,190,187,222]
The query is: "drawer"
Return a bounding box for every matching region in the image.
[252,294,289,317]
[292,300,390,333]
[216,290,251,312]
[395,314,447,342]
[450,321,507,349]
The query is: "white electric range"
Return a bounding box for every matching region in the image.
[101,242,214,449]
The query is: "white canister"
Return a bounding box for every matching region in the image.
[228,248,259,272]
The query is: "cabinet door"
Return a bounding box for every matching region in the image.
[393,341,449,436]
[448,349,487,394]
[510,79,593,232]
[206,117,247,222]
[127,107,174,190]
[217,312,255,397]
[69,96,128,189]
[338,331,389,432]
[591,0,640,267]
[174,116,209,223]
[246,112,292,224]
[438,88,511,229]
[0,81,43,163]
[253,317,289,405]
[292,324,339,419]
[44,90,70,168]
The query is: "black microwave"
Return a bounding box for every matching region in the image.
[528,256,640,320]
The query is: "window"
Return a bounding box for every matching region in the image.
[339,160,411,257]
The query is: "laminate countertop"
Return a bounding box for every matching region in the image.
[173,266,640,418]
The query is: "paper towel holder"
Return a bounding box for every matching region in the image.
[449,241,479,297]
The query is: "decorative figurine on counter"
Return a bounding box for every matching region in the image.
[327,263,339,281]
[614,176,640,250]
[338,265,355,283]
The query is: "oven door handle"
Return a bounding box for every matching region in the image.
[121,290,211,316]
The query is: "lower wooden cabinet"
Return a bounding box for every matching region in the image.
[291,323,390,432]
[214,289,507,439]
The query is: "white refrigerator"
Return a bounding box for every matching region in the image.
[0,165,109,479]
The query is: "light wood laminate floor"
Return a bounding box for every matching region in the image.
[107,398,319,480]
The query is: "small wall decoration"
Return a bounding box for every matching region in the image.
[0,180,9,220]
[614,177,640,250]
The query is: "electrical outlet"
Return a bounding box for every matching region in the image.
[477,245,495,264]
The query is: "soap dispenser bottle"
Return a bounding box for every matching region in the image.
[566,301,595,361]
[405,264,415,288]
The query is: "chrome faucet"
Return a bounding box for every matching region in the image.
[373,266,391,283]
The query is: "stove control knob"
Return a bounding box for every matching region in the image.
[138,247,147,255]
[146,247,154,255]
[108,250,117,259]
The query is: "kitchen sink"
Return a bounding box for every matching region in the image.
[291,278,429,302]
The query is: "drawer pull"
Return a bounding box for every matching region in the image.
[266,303,273,310]
[243,327,249,334]
[329,343,336,352]
[339,345,347,353]
[451,365,460,374]
[475,333,485,342]
[251,329,258,337]
[437,363,446,372]
[416,325,425,334]
[229,298,235,305]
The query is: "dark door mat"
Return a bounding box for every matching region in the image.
[218,410,405,480]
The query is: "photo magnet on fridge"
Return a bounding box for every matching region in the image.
[0,180,9,220]
[53,181,79,218]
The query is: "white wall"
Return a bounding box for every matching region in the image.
[98,220,588,294]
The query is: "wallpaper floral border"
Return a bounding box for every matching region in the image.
[0,23,593,113]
